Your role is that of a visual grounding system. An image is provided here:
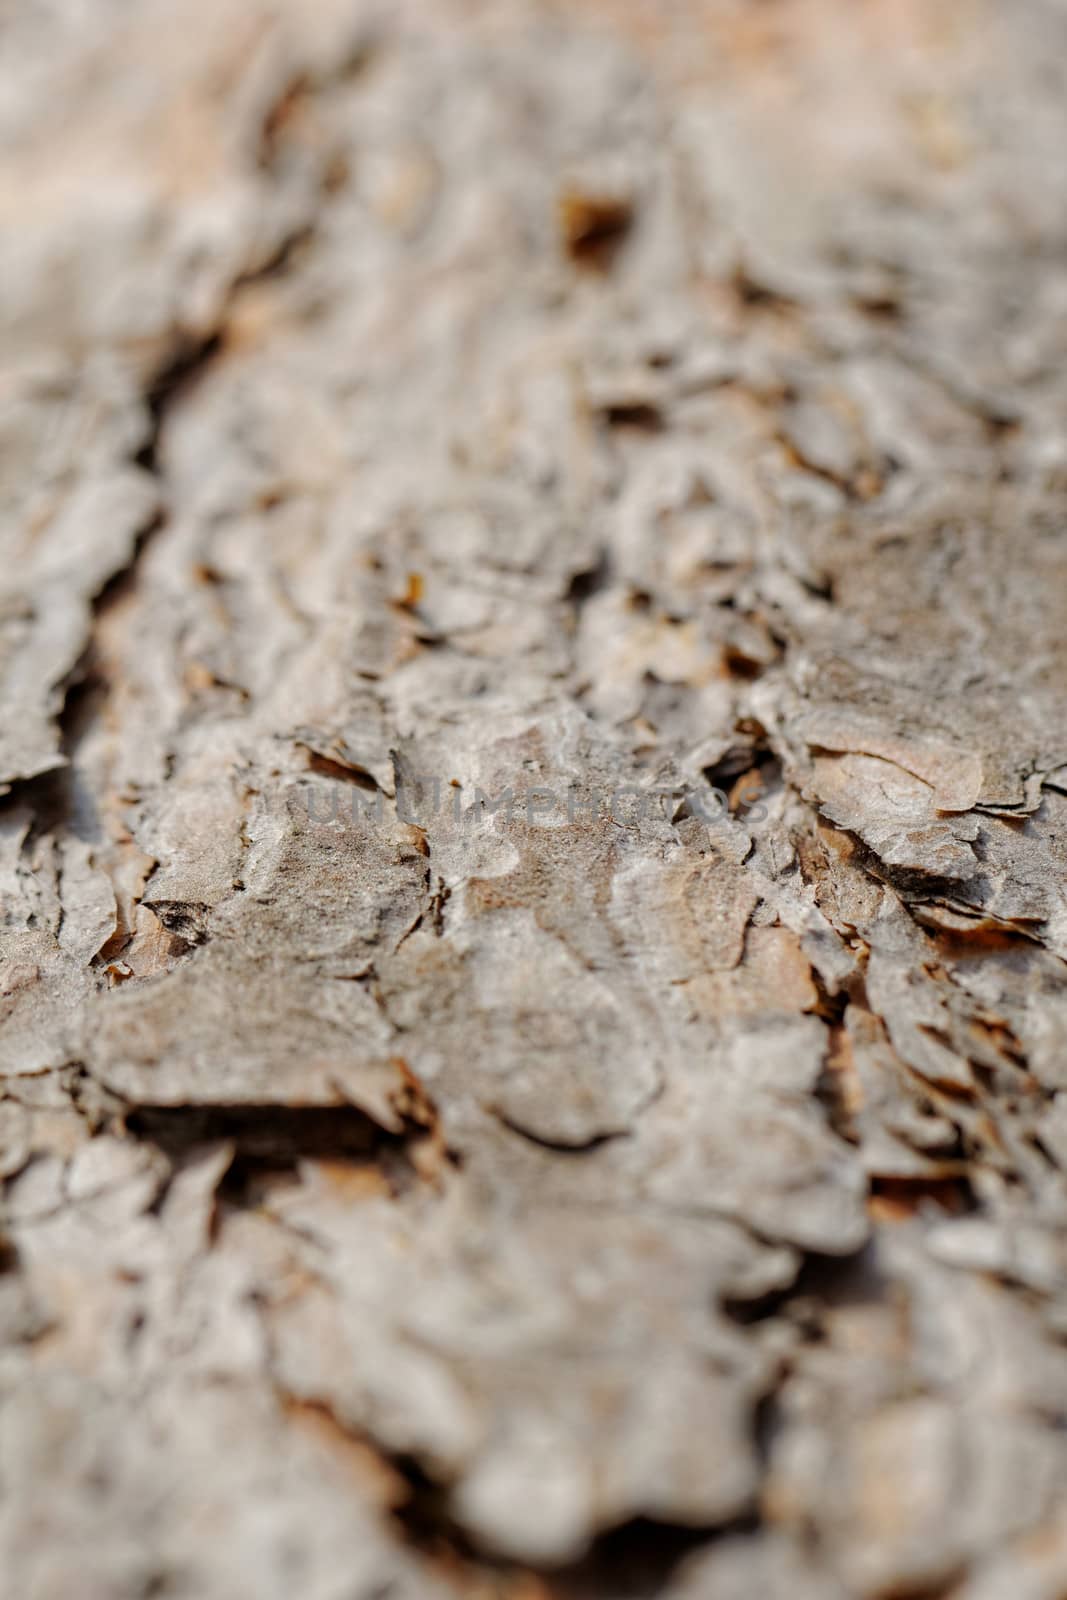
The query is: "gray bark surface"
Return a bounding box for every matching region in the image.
[3,2,1067,1596]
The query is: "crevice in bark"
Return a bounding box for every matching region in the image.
[123,1098,445,1214]
[257,30,379,175]
[702,727,782,806]
[815,1019,861,1147]
[551,1514,763,1600]
[722,1240,885,1331]
[597,399,664,431]
[134,335,223,476]
[559,189,634,271]
[489,1107,630,1155]
[298,747,381,792]
[0,498,163,834]
[869,1172,978,1218]
[143,900,212,948]
[565,549,612,612]
[125,1103,388,1162]
[393,1456,762,1600]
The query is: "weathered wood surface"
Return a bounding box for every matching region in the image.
[3,2,1067,1595]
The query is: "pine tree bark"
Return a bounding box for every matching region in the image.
[3,2,1067,1595]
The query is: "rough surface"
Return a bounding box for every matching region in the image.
[3,2,1067,1595]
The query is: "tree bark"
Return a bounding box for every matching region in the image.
[3,2,1067,1595]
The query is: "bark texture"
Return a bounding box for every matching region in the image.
[3,2,1067,1596]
